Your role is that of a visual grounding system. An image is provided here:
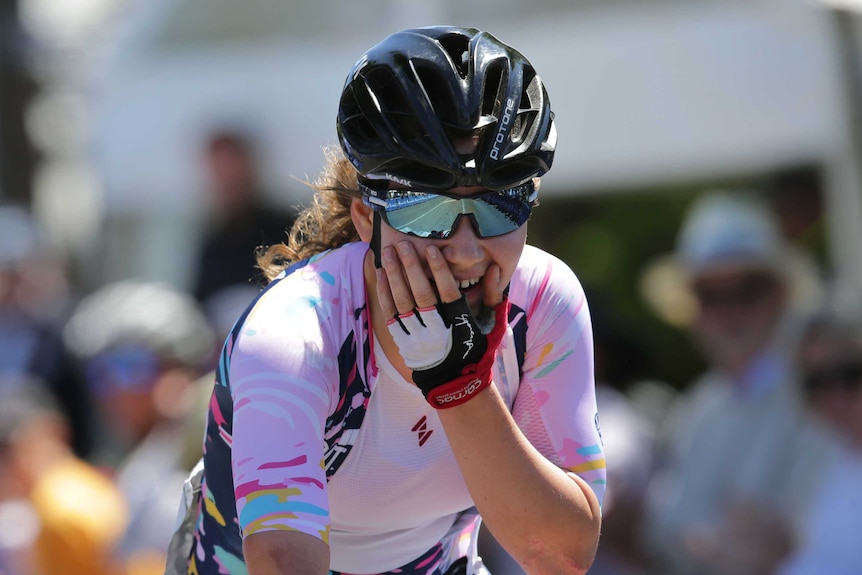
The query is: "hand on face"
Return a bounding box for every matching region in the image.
[375,240,505,320]
[376,238,510,408]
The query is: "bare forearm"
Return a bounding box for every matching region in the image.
[437,385,601,573]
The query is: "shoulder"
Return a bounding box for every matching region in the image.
[513,244,582,290]
[248,243,368,319]
[230,243,369,355]
[509,244,587,318]
[271,242,367,284]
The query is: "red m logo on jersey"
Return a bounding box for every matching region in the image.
[411,415,433,447]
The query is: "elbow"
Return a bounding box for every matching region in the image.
[518,552,596,575]
[563,476,603,573]
[492,474,603,574]
[564,551,598,575]
[518,528,601,575]
[559,536,601,575]
[554,496,602,574]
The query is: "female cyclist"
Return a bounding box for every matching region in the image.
[182,25,605,575]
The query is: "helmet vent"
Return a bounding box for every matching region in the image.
[511,72,543,143]
[511,115,524,143]
[414,64,457,124]
[521,68,539,109]
[481,63,505,119]
[366,66,430,145]
[438,32,472,79]
[339,86,385,155]
[367,67,409,114]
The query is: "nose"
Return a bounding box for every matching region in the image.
[440,215,484,265]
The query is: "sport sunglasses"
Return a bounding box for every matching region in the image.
[358,180,538,239]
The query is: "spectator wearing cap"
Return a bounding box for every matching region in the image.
[639,191,839,575]
[63,281,216,575]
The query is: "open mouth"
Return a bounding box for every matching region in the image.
[458,277,481,292]
[459,277,484,309]
[428,275,483,302]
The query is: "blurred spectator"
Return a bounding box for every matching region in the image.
[776,311,862,574]
[63,281,216,574]
[191,128,297,339]
[0,377,128,575]
[0,204,98,458]
[586,383,658,575]
[586,290,662,575]
[765,164,824,245]
[640,191,837,575]
[478,292,662,575]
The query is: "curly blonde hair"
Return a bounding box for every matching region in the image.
[257,148,361,281]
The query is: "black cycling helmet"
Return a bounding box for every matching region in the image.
[336,26,556,191]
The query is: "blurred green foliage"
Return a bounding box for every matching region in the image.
[528,188,705,392]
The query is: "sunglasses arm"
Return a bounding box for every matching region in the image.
[371,209,383,269]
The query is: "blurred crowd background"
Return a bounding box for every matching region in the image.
[2,0,862,574]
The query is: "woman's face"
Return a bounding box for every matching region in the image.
[360,185,528,318]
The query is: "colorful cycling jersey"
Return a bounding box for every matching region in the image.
[187,241,606,575]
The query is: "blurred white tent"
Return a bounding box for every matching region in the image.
[74,0,862,312]
[84,0,847,205]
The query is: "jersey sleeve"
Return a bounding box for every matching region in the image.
[227,282,338,543]
[510,250,607,505]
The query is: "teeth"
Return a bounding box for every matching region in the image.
[459,277,481,289]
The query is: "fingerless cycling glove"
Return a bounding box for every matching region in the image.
[387,297,509,408]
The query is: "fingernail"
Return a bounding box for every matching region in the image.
[383,246,395,263]
[426,246,439,260]
[398,241,411,255]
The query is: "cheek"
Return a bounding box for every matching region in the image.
[379,227,431,263]
[491,229,527,280]
[378,225,404,248]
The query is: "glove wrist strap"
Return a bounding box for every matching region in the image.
[424,373,491,409]
[409,298,509,409]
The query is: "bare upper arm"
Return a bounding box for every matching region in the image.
[242,530,330,575]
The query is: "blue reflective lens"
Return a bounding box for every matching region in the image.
[360,181,536,239]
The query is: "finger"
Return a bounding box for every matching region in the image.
[375,267,398,320]
[482,264,504,306]
[396,241,438,309]
[380,245,415,314]
[426,245,460,304]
